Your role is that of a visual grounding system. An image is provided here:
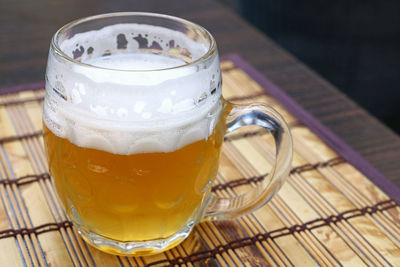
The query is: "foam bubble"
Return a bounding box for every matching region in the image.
[45,23,221,155]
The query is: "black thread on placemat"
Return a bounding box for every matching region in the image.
[0,131,43,145]
[0,221,73,239]
[226,92,266,102]
[0,96,44,107]
[0,173,50,186]
[146,199,398,266]
[290,158,346,174]
[212,157,345,192]
[220,65,237,72]
[288,120,304,128]
[212,175,266,192]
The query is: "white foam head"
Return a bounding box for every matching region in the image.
[44,23,222,154]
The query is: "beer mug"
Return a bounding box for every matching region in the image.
[43,12,293,256]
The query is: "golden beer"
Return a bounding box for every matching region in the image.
[44,118,224,243]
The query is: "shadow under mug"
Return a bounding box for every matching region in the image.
[43,12,293,256]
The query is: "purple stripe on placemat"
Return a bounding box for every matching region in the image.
[0,81,45,95]
[221,53,400,204]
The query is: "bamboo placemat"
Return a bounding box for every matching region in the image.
[0,54,399,266]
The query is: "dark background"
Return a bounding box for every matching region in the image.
[221,0,400,133]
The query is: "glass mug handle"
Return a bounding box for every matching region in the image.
[203,102,293,221]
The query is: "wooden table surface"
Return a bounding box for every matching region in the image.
[1,0,399,186]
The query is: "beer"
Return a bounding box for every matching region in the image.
[44,42,225,246]
[43,122,224,242]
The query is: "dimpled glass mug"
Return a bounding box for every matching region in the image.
[43,12,293,256]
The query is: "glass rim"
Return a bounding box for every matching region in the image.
[51,12,217,72]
